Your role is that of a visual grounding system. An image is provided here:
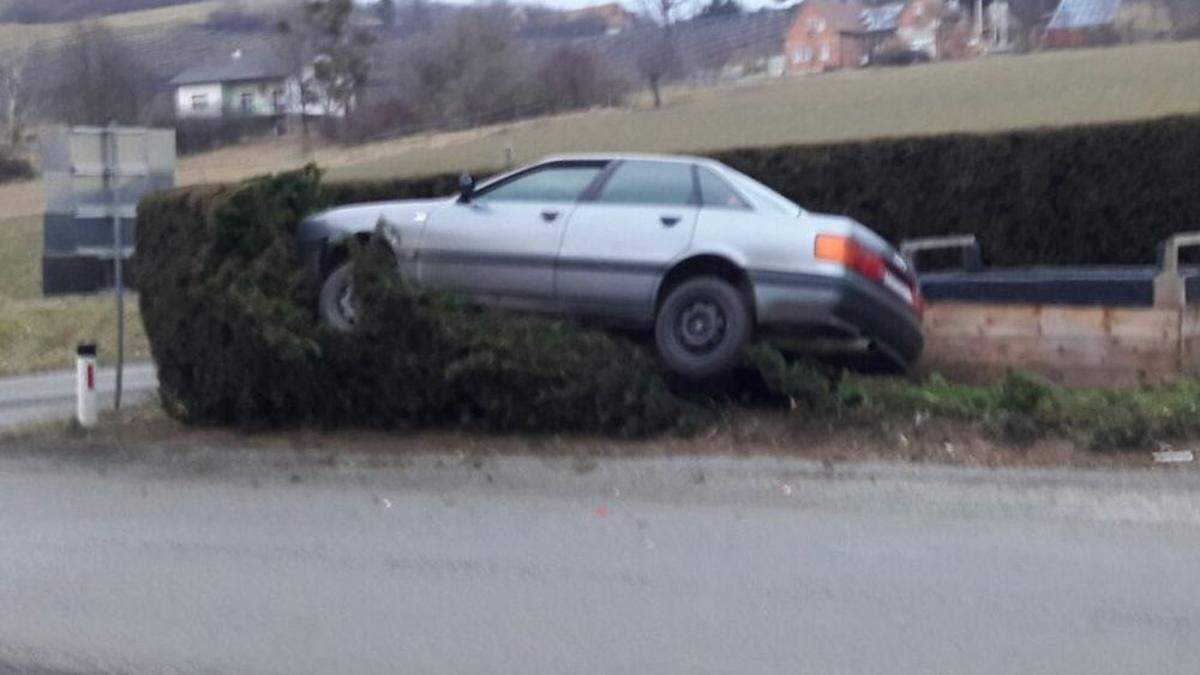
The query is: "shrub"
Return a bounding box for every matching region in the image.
[0,152,34,184]
[982,371,1056,445]
[742,344,834,409]
[137,167,703,436]
[176,118,283,155]
[1085,402,1154,451]
[339,98,422,144]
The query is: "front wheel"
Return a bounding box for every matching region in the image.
[654,276,751,378]
[319,261,357,332]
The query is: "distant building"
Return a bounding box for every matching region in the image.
[896,0,945,58]
[784,0,903,73]
[169,50,295,120]
[1045,0,1179,46]
[1044,0,1123,45]
[566,2,638,35]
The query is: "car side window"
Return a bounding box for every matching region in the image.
[595,161,695,206]
[698,167,750,210]
[478,165,604,203]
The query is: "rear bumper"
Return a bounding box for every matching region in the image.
[750,270,924,368]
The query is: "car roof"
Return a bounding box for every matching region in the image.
[538,152,722,167]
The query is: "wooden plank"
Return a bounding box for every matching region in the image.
[1182,308,1200,378]
[923,303,1177,340]
[920,302,1184,388]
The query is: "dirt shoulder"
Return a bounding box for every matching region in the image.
[0,403,1178,475]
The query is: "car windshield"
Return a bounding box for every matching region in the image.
[723,167,803,217]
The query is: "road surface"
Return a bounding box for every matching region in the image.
[1,449,1199,674]
[0,363,157,431]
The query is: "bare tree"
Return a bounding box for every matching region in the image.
[49,22,156,125]
[539,46,612,112]
[376,0,397,30]
[0,50,30,150]
[401,0,432,33]
[277,0,375,141]
[636,0,688,108]
[403,5,537,125]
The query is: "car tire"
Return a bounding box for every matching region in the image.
[319,261,357,332]
[655,276,752,378]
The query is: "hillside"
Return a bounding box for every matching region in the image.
[2,39,1199,375]
[1,39,1198,220]
[0,0,280,53]
[328,41,1200,180]
[0,0,210,24]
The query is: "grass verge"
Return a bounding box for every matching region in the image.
[0,215,151,375]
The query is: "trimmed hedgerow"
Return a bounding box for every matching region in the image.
[136,115,1200,444]
[137,167,704,436]
[321,115,1200,267]
[710,115,1200,267]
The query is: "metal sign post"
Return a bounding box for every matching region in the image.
[40,125,175,412]
[104,123,126,409]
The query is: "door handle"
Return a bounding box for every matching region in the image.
[660,215,681,227]
[541,210,560,223]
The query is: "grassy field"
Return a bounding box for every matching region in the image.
[328,40,1200,180]
[0,0,227,51]
[0,216,150,376]
[1,40,1196,220]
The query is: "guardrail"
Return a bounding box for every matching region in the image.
[900,231,1200,386]
[899,234,982,275]
[1154,232,1200,309]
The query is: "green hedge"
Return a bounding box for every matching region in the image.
[322,115,1200,267]
[137,167,721,436]
[712,115,1200,266]
[136,116,1200,441]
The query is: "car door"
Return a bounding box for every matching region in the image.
[556,160,700,322]
[417,161,606,304]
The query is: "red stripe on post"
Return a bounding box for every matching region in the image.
[87,364,94,390]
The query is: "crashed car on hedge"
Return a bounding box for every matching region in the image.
[297,153,924,377]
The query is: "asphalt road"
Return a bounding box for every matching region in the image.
[0,364,158,431]
[1,450,1199,674]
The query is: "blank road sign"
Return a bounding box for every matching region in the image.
[40,126,176,295]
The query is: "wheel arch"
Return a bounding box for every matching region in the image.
[320,232,374,278]
[654,254,755,320]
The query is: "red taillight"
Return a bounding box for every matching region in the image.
[814,234,885,283]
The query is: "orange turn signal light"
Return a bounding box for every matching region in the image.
[814,234,885,283]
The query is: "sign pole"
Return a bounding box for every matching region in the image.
[107,122,125,411]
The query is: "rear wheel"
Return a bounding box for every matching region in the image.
[654,276,751,378]
[319,261,357,331]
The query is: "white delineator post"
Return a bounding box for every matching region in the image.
[76,343,98,428]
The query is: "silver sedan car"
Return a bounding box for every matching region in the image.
[298,153,924,377]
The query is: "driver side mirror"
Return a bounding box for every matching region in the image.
[457,171,476,203]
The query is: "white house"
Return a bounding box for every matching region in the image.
[169,50,348,121]
[170,50,296,120]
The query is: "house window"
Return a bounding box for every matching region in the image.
[820,43,831,61]
[807,17,825,34]
[190,94,209,111]
[240,92,254,115]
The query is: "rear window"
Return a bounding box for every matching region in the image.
[698,168,750,209]
[595,161,695,206]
